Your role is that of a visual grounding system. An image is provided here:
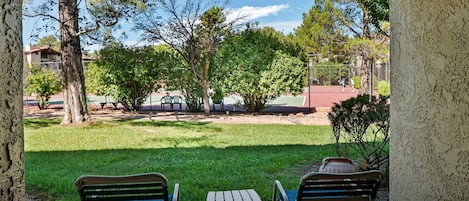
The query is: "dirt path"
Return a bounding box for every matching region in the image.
[24,107,333,125]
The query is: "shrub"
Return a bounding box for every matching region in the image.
[153,44,204,113]
[214,27,305,113]
[327,94,390,170]
[378,80,391,96]
[182,81,203,112]
[85,62,114,97]
[96,45,161,111]
[26,66,62,110]
[352,76,360,89]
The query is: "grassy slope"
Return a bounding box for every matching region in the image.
[25,118,336,201]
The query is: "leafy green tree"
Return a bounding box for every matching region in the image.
[37,34,61,50]
[26,66,62,110]
[96,45,161,111]
[85,62,114,97]
[153,45,203,112]
[215,26,305,112]
[294,0,346,61]
[24,0,145,124]
[135,1,237,114]
[294,0,389,94]
[360,0,389,36]
[331,0,389,94]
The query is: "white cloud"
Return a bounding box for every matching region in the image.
[227,4,290,23]
[261,20,302,34]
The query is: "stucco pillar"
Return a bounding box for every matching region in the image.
[390,0,468,200]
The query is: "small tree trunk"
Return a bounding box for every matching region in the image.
[359,5,372,95]
[201,83,210,114]
[201,56,211,114]
[0,0,25,199]
[59,0,90,124]
[37,96,46,110]
[359,56,371,94]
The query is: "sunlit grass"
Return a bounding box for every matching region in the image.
[25,118,336,201]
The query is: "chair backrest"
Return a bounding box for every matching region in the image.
[75,172,169,201]
[297,170,385,201]
[172,96,183,104]
[161,96,172,104]
[212,98,223,104]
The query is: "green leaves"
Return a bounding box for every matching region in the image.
[92,45,163,111]
[37,35,60,51]
[294,0,345,59]
[26,66,62,110]
[260,51,305,97]
[86,62,113,96]
[361,0,389,35]
[214,26,306,112]
[378,80,390,96]
[328,94,390,170]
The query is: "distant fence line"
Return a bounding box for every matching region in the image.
[309,62,390,86]
[26,60,391,89]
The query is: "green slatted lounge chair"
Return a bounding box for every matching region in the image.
[273,170,385,201]
[75,172,179,201]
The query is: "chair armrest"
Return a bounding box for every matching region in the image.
[273,180,288,201]
[172,183,179,201]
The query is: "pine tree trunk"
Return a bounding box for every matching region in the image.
[359,55,371,94]
[59,0,90,124]
[359,5,371,95]
[0,0,25,200]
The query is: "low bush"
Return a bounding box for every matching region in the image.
[352,76,361,89]
[378,80,391,96]
[95,45,162,111]
[328,94,390,171]
[25,66,62,110]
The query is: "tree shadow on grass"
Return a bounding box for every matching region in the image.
[25,144,337,201]
[23,118,61,129]
[118,119,222,132]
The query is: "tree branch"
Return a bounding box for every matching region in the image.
[23,12,59,22]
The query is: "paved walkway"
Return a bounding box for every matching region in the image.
[24,86,359,125]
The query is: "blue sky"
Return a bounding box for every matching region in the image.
[22,0,314,51]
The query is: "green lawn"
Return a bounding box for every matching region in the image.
[25,118,337,201]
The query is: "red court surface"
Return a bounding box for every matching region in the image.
[305,86,358,108]
[261,86,358,113]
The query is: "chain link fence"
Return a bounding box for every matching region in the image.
[309,61,390,87]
